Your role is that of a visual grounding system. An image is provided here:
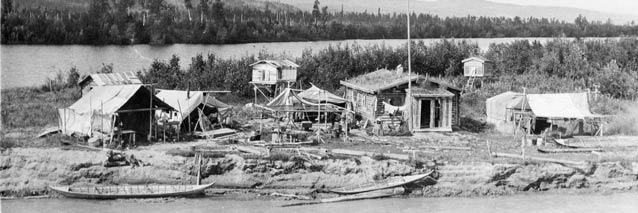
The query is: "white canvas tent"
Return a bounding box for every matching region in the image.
[510,93,599,119]
[264,87,342,112]
[486,92,600,134]
[296,84,347,105]
[58,85,173,137]
[155,90,231,123]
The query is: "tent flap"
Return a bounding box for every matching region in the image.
[155,90,231,123]
[297,85,347,104]
[526,93,597,119]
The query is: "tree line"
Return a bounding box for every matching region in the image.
[2,0,638,44]
[136,37,638,101]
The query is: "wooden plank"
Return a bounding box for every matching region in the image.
[429,99,435,129]
[419,145,471,151]
[235,145,267,155]
[491,152,586,165]
[330,149,409,161]
[447,98,454,128]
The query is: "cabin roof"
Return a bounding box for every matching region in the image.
[340,69,422,93]
[249,59,299,68]
[462,56,491,63]
[78,72,142,87]
[425,78,462,92]
[410,87,455,97]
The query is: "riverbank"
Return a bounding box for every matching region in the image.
[2,129,638,200]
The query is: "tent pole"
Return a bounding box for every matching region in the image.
[407,0,413,132]
[109,114,117,148]
[148,85,154,142]
[101,101,104,139]
[521,88,527,162]
[177,99,183,142]
[324,90,327,128]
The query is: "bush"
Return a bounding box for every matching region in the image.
[603,101,638,135]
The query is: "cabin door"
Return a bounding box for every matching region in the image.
[420,100,431,128]
[420,99,443,129]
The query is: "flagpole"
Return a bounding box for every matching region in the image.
[407,0,413,132]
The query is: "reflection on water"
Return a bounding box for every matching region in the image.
[0,37,618,89]
[3,192,638,213]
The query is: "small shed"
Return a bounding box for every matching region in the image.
[462,56,494,77]
[340,68,461,132]
[78,72,142,96]
[249,59,299,85]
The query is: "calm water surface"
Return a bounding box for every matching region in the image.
[3,193,638,213]
[0,37,618,89]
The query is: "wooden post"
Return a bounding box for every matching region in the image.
[430,99,435,129]
[109,114,117,148]
[324,90,328,128]
[259,110,263,134]
[196,153,202,185]
[486,140,492,156]
[177,99,183,141]
[407,0,413,132]
[148,85,153,142]
[521,88,527,162]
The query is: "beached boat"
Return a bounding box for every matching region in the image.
[327,171,433,195]
[555,136,638,148]
[537,147,602,153]
[49,182,215,199]
[282,187,405,207]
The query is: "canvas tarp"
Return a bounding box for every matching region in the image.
[267,87,317,107]
[297,85,347,104]
[262,87,342,112]
[509,93,598,119]
[58,85,172,136]
[155,90,231,123]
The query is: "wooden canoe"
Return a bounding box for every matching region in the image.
[555,137,638,148]
[327,171,433,195]
[282,187,405,207]
[537,147,602,153]
[49,182,215,199]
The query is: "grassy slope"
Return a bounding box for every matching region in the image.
[1,87,80,147]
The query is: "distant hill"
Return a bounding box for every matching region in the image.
[290,0,638,24]
[14,0,298,12]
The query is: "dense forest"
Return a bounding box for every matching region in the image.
[132,37,638,102]
[2,0,638,44]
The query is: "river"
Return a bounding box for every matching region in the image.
[0,37,618,89]
[2,192,637,213]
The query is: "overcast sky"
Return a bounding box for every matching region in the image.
[489,0,638,16]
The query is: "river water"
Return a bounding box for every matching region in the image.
[0,37,618,89]
[3,193,638,213]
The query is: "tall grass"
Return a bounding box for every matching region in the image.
[600,101,638,135]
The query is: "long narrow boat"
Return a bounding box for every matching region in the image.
[327,171,433,195]
[49,182,215,199]
[282,187,405,207]
[537,147,602,153]
[555,137,638,148]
